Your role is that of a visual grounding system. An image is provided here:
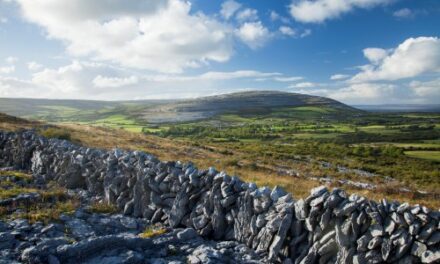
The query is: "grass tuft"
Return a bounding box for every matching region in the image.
[138,225,168,239]
[87,202,118,214]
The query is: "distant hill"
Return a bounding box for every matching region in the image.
[0,112,32,124]
[0,91,358,124]
[136,91,358,123]
[355,104,440,113]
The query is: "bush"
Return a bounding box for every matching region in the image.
[39,127,71,140]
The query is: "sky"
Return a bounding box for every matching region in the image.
[0,0,439,105]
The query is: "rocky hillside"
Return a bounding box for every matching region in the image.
[0,91,358,124]
[0,130,439,263]
[137,91,358,123]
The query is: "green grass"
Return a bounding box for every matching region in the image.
[385,143,439,149]
[405,151,440,162]
[290,106,336,113]
[219,114,255,122]
[291,133,340,139]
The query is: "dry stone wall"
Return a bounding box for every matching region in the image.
[0,130,439,263]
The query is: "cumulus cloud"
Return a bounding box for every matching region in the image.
[0,60,292,99]
[0,65,15,74]
[362,48,389,64]
[409,79,440,98]
[289,0,393,23]
[235,22,271,49]
[27,61,43,71]
[289,82,316,88]
[236,8,258,22]
[197,70,279,80]
[5,56,18,64]
[352,37,440,82]
[270,11,290,23]
[0,76,39,98]
[17,0,235,73]
[279,26,296,37]
[331,83,395,102]
[220,0,242,20]
[330,74,350,80]
[295,82,398,104]
[93,75,139,88]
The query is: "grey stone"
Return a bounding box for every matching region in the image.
[270,186,287,202]
[177,228,198,240]
[65,218,95,239]
[421,250,440,264]
[369,224,384,237]
[381,238,392,261]
[120,217,138,229]
[368,236,382,250]
[310,186,328,198]
[427,231,440,246]
[411,241,427,257]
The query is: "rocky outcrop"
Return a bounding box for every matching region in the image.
[0,130,439,263]
[0,206,263,263]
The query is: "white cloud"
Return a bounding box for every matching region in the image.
[362,48,389,64]
[274,76,303,82]
[289,0,393,23]
[236,8,258,22]
[289,82,316,88]
[0,65,15,74]
[17,0,235,73]
[330,74,350,80]
[93,75,139,88]
[270,11,280,21]
[331,83,395,102]
[279,26,296,37]
[220,0,242,20]
[352,37,440,82]
[0,60,290,99]
[255,76,303,82]
[197,70,280,80]
[300,29,312,38]
[409,79,440,97]
[27,61,43,71]
[295,82,397,104]
[235,22,271,50]
[270,11,290,23]
[0,17,7,23]
[0,76,39,98]
[5,56,18,64]
[393,8,413,19]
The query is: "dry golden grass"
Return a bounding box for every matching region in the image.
[139,225,168,239]
[0,170,81,224]
[18,200,79,224]
[87,201,118,214]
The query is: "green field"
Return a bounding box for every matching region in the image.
[404,151,440,162]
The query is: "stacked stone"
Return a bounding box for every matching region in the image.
[0,130,439,263]
[290,186,440,263]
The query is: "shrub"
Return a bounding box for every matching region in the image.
[39,127,71,140]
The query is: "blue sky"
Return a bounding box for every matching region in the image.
[0,0,439,104]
